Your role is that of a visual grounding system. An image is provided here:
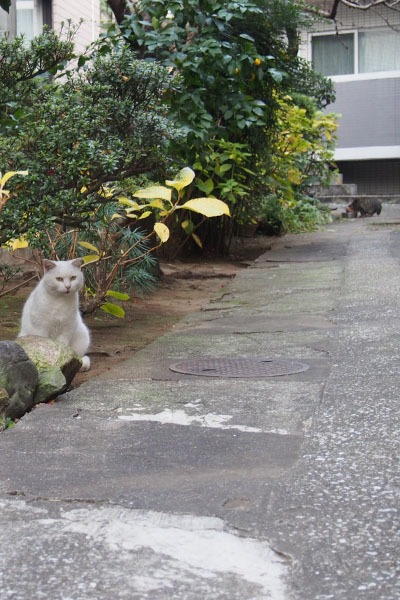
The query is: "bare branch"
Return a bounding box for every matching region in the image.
[301,0,400,20]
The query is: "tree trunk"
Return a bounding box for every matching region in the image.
[107,0,129,24]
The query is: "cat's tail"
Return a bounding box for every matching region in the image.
[80,355,91,372]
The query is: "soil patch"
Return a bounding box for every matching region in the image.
[0,235,273,388]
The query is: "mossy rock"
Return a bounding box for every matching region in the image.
[17,336,82,404]
[0,340,39,420]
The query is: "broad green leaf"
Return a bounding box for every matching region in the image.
[180,198,231,218]
[106,290,130,301]
[139,210,152,219]
[78,241,99,253]
[165,167,195,192]
[100,302,125,318]
[154,222,170,243]
[134,186,172,202]
[192,233,203,248]
[82,254,100,264]
[196,178,214,195]
[0,170,28,187]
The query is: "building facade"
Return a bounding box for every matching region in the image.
[300,4,400,195]
[0,0,101,52]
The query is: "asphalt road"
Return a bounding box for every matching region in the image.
[1,206,399,599]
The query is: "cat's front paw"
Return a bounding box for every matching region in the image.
[80,355,91,372]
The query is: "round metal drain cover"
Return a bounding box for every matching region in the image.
[169,358,309,378]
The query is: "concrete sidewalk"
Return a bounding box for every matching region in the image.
[1,208,400,600]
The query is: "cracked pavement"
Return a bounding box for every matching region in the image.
[1,207,400,599]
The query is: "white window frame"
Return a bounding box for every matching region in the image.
[309,28,400,83]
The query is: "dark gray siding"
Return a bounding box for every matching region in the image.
[328,77,400,148]
[338,159,400,194]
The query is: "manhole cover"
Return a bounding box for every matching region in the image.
[169,358,309,378]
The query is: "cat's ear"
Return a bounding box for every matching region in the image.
[71,258,84,269]
[43,259,56,272]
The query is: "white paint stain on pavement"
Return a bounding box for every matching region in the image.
[63,505,288,599]
[117,408,289,435]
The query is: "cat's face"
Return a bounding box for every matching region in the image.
[42,259,84,296]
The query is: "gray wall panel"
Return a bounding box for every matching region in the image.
[328,78,400,148]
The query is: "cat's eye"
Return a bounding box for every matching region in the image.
[71,276,77,281]
[56,277,63,282]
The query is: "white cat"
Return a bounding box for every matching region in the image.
[18,258,91,372]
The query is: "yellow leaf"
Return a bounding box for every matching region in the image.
[0,171,28,187]
[154,222,170,243]
[118,198,139,208]
[324,130,332,141]
[80,186,88,193]
[165,167,195,192]
[78,241,100,253]
[111,213,122,220]
[181,220,190,229]
[134,186,172,202]
[126,213,138,219]
[98,186,115,198]
[159,210,170,217]
[82,254,100,264]
[192,233,203,248]
[179,198,231,218]
[148,199,165,209]
[287,169,302,184]
[7,236,29,251]
[139,211,152,219]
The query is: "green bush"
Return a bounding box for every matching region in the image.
[0,36,181,248]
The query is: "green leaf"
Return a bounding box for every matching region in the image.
[196,178,214,195]
[268,67,286,83]
[100,302,126,318]
[181,219,194,234]
[106,290,130,301]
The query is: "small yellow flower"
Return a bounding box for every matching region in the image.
[234,67,239,74]
[254,58,261,66]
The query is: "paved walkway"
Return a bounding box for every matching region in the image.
[1,207,400,600]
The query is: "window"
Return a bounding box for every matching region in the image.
[0,0,51,40]
[312,29,400,77]
[16,0,42,41]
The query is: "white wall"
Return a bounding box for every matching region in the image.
[53,0,100,52]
